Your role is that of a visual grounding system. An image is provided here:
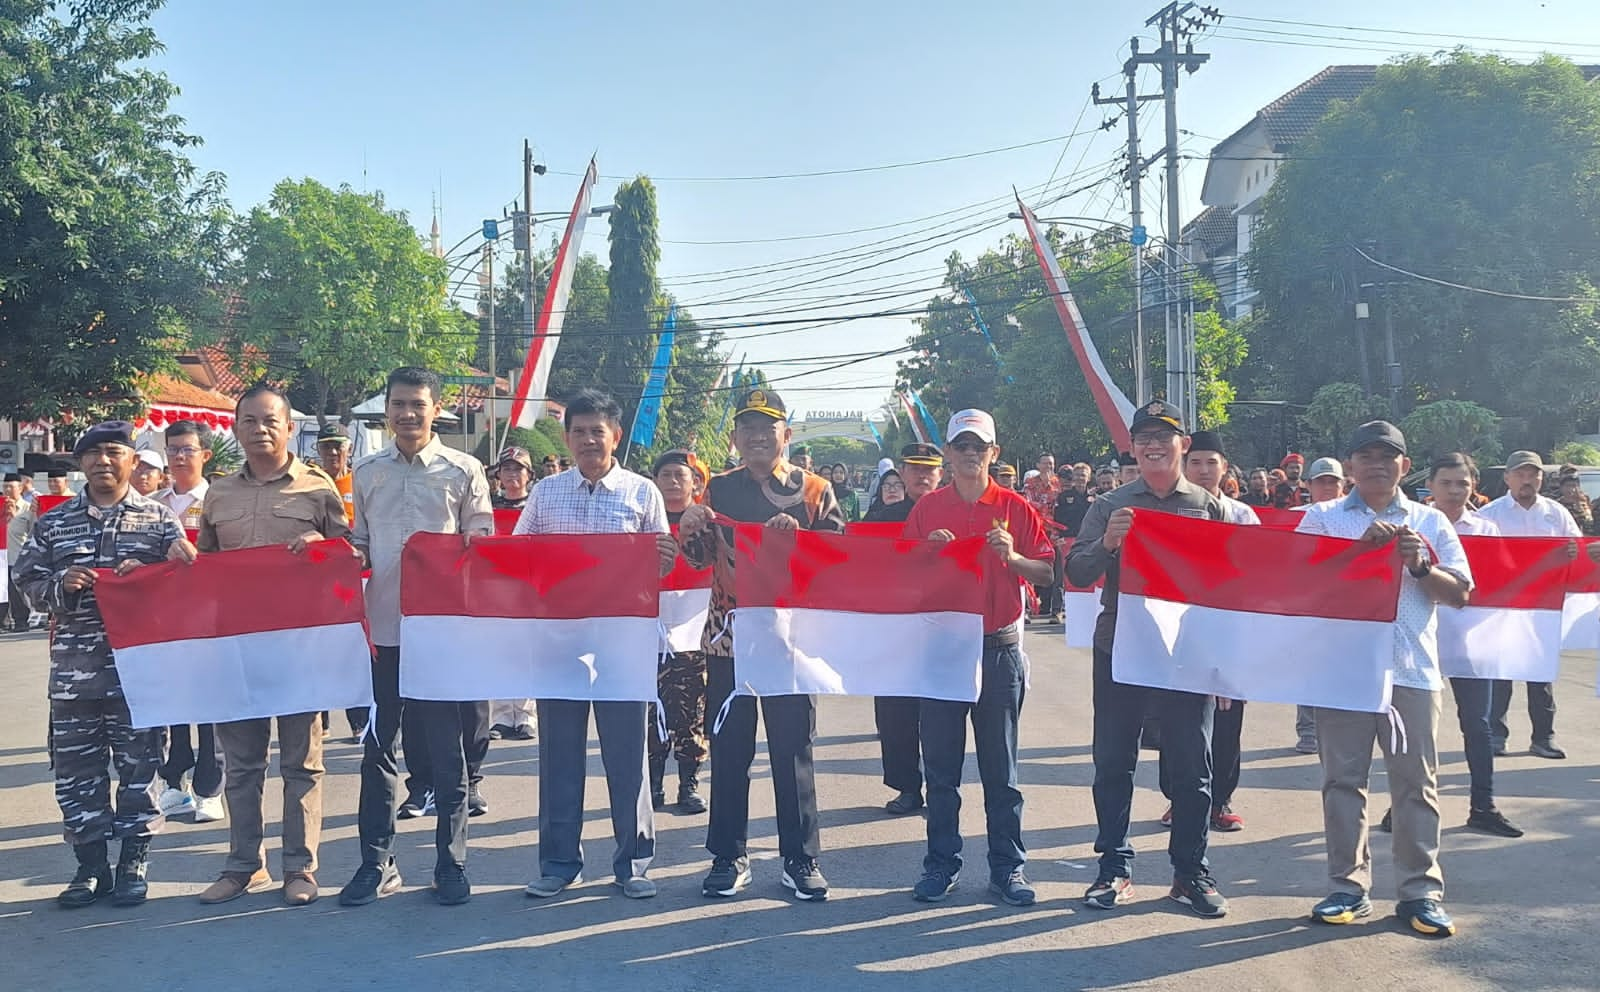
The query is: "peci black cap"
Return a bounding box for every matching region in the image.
[899,442,943,467]
[1129,400,1185,436]
[2,472,20,483]
[651,449,694,475]
[1346,420,1407,457]
[46,468,68,478]
[1188,430,1227,458]
[734,386,786,421]
[72,421,138,457]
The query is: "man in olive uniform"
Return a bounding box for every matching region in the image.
[16,421,193,908]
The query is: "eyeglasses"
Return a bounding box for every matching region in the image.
[1131,431,1179,446]
[165,446,203,459]
[948,440,991,454]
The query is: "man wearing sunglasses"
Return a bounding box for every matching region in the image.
[1066,400,1230,919]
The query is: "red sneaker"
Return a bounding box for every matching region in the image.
[1211,806,1244,831]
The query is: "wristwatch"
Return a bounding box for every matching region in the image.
[1407,561,1432,579]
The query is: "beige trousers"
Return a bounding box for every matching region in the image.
[216,712,324,875]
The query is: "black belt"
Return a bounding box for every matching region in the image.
[983,630,1020,648]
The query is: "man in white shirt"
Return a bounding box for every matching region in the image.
[339,367,494,908]
[154,419,224,824]
[515,389,676,901]
[1296,421,1472,938]
[1476,451,1578,760]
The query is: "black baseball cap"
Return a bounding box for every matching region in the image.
[1347,420,1407,457]
[734,386,786,421]
[1129,400,1185,436]
[899,442,943,467]
[1188,430,1227,458]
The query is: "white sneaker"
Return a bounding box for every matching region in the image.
[193,794,226,822]
[158,787,195,817]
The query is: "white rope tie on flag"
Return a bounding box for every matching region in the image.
[711,608,735,652]
[1387,704,1409,756]
[710,679,758,737]
[362,703,377,747]
[653,694,669,743]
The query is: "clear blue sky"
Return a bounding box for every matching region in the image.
[150,0,1600,422]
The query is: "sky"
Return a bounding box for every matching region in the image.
[148,0,1600,424]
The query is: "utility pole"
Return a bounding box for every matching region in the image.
[481,242,496,451]
[516,140,547,353]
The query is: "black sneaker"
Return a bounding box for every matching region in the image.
[702,856,751,898]
[1466,808,1524,838]
[398,790,431,820]
[1084,874,1133,909]
[1169,873,1228,918]
[885,790,924,815]
[782,858,829,902]
[432,864,471,906]
[912,870,957,902]
[339,860,403,907]
[1530,740,1567,760]
[1396,898,1455,937]
[467,785,488,818]
[1311,891,1372,924]
[990,870,1036,907]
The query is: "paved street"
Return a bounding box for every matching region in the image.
[1,629,1597,991]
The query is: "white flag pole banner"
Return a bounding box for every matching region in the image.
[731,524,986,701]
[95,541,374,728]
[1111,513,1401,712]
[400,532,660,702]
[1439,535,1571,682]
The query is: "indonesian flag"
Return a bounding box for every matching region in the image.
[1439,536,1570,681]
[731,525,986,701]
[508,158,599,429]
[1057,538,1101,649]
[1562,539,1600,652]
[94,541,374,728]
[1253,507,1307,530]
[36,494,70,516]
[845,521,906,539]
[493,508,522,535]
[661,526,712,653]
[1113,512,1401,712]
[399,531,659,702]
[1014,194,1135,452]
[897,392,930,444]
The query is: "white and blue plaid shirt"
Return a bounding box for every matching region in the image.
[513,462,668,536]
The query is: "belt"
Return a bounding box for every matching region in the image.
[983,630,1020,648]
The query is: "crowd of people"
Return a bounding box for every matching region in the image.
[6,370,1588,941]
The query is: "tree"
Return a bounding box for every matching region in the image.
[1399,400,1502,467]
[0,0,231,421]
[1248,54,1600,452]
[1300,383,1391,458]
[603,177,661,420]
[228,179,475,424]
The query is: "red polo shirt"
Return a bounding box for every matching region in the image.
[905,478,1054,633]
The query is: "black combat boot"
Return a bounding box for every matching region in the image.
[677,761,706,814]
[58,840,114,909]
[111,836,152,907]
[649,756,667,811]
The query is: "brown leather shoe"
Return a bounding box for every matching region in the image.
[282,871,319,906]
[199,869,273,904]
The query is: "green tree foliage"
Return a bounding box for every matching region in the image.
[472,418,570,465]
[1248,54,1600,451]
[1551,441,1600,466]
[804,437,880,470]
[228,178,476,424]
[603,177,660,413]
[0,0,231,421]
[1399,399,1503,466]
[1301,383,1392,457]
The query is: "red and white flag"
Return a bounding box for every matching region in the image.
[661,526,712,654]
[399,531,659,702]
[1562,539,1600,652]
[1057,538,1102,649]
[731,525,986,701]
[507,157,599,429]
[1253,507,1306,530]
[1014,194,1134,452]
[1439,536,1570,681]
[844,521,906,539]
[94,541,373,728]
[1113,512,1401,712]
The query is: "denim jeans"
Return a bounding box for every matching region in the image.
[1450,677,1495,811]
[920,642,1026,881]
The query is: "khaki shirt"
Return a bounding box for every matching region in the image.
[198,456,350,553]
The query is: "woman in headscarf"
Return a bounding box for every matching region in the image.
[828,462,859,521]
[863,469,908,521]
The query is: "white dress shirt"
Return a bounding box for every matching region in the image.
[352,434,494,646]
[1296,489,1473,692]
[514,462,668,537]
[157,479,209,533]
[1477,493,1581,538]
[1219,493,1260,526]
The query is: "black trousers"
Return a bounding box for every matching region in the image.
[874,696,922,795]
[1490,680,1555,746]
[1160,699,1243,809]
[5,577,28,629]
[357,647,472,872]
[160,723,223,798]
[705,655,819,862]
[403,699,490,795]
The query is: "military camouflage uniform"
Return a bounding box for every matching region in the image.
[648,650,708,787]
[15,490,181,845]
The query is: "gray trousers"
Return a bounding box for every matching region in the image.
[536,699,654,883]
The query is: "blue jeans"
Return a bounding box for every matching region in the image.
[1091,644,1213,879]
[1450,677,1495,811]
[919,643,1026,881]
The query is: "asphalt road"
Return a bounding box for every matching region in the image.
[1,628,1597,991]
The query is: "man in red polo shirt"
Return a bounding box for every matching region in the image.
[903,409,1054,906]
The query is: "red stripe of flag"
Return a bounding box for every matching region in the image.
[733,524,986,616]
[1458,535,1572,610]
[1120,511,1400,622]
[844,521,906,539]
[36,494,70,516]
[493,509,522,535]
[95,540,366,648]
[1253,507,1305,529]
[401,531,657,620]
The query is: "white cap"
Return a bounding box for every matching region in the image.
[945,409,996,444]
[136,449,166,470]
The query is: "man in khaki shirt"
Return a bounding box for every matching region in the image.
[195,385,350,908]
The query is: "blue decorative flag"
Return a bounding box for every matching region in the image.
[866,418,885,451]
[910,390,941,445]
[960,287,1014,384]
[629,304,676,448]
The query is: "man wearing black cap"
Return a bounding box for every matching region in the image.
[1297,421,1471,938]
[679,386,846,901]
[867,442,944,815]
[1067,400,1230,918]
[15,421,194,908]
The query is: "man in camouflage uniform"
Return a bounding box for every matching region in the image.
[15,421,192,908]
[648,449,709,814]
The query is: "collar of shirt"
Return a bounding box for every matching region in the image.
[1122,475,1207,502]
[1338,488,1409,517]
[381,433,446,467]
[570,460,626,494]
[157,479,209,508]
[239,454,309,486]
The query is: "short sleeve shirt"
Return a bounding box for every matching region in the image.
[1477,494,1582,538]
[905,480,1054,634]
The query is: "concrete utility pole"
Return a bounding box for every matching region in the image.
[518,140,546,354]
